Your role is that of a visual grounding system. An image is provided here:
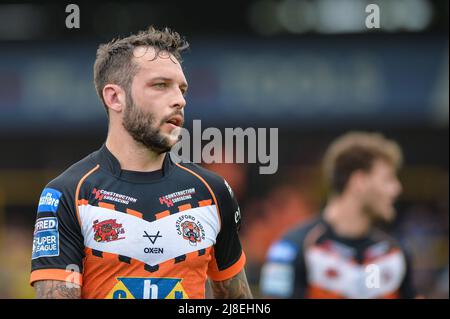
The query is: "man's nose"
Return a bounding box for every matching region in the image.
[171,90,186,109]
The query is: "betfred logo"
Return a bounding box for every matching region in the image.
[34,217,58,234]
[32,217,59,259]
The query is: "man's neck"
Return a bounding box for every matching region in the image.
[105,128,166,172]
[323,194,372,239]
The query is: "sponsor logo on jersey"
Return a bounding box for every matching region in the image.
[260,262,295,297]
[235,207,241,225]
[105,277,188,299]
[37,188,62,214]
[32,217,59,259]
[267,240,298,263]
[34,217,58,234]
[224,179,234,196]
[175,214,205,246]
[93,219,125,242]
[143,231,164,254]
[92,188,137,205]
[325,267,340,279]
[159,188,196,208]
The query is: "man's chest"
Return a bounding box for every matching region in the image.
[77,177,220,267]
[305,240,406,298]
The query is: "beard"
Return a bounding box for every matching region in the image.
[122,93,175,154]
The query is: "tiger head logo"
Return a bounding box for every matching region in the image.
[181,221,201,246]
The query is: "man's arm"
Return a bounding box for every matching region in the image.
[210,269,253,299]
[30,181,86,293]
[260,238,303,298]
[34,280,81,299]
[399,250,418,299]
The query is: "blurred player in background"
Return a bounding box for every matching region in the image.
[260,132,416,299]
[29,26,252,299]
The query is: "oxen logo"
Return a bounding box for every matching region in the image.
[93,219,125,242]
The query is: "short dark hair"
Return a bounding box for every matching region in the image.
[93,26,189,112]
[322,132,403,194]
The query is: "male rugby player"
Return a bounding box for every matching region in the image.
[260,132,416,298]
[30,26,252,299]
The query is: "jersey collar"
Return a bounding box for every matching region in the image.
[94,144,174,183]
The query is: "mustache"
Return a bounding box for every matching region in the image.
[161,110,184,126]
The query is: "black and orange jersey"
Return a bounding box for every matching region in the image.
[30,144,245,299]
[260,217,416,299]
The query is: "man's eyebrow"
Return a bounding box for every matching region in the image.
[148,77,188,89]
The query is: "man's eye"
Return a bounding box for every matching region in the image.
[153,83,167,88]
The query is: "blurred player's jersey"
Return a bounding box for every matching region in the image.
[30,145,245,299]
[260,217,415,299]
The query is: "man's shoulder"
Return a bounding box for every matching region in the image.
[172,158,231,197]
[371,227,407,252]
[266,217,324,263]
[45,151,99,193]
[283,216,325,245]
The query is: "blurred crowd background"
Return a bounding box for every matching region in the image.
[0,0,448,298]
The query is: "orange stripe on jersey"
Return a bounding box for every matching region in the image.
[81,246,213,299]
[184,248,203,262]
[175,163,221,230]
[208,250,246,282]
[30,268,83,286]
[102,251,119,260]
[198,199,212,207]
[78,199,89,206]
[381,290,400,299]
[307,285,345,299]
[178,204,192,212]
[75,164,100,227]
[98,202,115,210]
[126,208,143,219]
[155,210,170,220]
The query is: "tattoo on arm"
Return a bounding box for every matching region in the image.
[34,280,81,299]
[211,269,253,299]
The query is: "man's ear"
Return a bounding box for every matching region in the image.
[102,84,126,113]
[348,170,368,194]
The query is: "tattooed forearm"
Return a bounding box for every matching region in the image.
[211,270,253,299]
[34,280,81,299]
